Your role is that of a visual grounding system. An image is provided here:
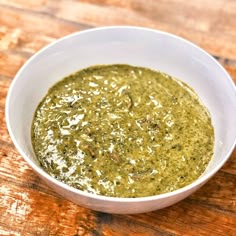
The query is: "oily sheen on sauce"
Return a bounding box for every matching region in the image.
[32,65,214,198]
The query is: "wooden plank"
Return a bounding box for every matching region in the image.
[189,170,236,212]
[0,182,98,235]
[0,0,48,9]
[0,0,236,59]
[44,0,236,60]
[225,65,236,83]
[222,149,236,175]
[0,5,88,55]
[126,200,236,235]
[0,52,26,78]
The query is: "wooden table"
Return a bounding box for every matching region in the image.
[0,1,236,235]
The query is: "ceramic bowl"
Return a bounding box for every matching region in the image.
[6,26,236,214]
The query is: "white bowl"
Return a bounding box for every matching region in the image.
[6,26,236,214]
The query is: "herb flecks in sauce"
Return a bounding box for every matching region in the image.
[32,65,214,197]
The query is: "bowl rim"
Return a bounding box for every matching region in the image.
[5,26,236,203]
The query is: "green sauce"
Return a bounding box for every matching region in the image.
[32,64,214,197]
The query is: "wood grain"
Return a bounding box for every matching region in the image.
[1,0,236,59]
[0,0,236,235]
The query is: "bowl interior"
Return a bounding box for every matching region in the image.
[7,27,236,192]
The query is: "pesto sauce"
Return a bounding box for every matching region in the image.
[32,64,214,197]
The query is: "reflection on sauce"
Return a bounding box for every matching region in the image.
[32,65,214,197]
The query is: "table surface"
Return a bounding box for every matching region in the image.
[0,0,236,235]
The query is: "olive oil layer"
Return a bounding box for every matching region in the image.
[32,65,214,197]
